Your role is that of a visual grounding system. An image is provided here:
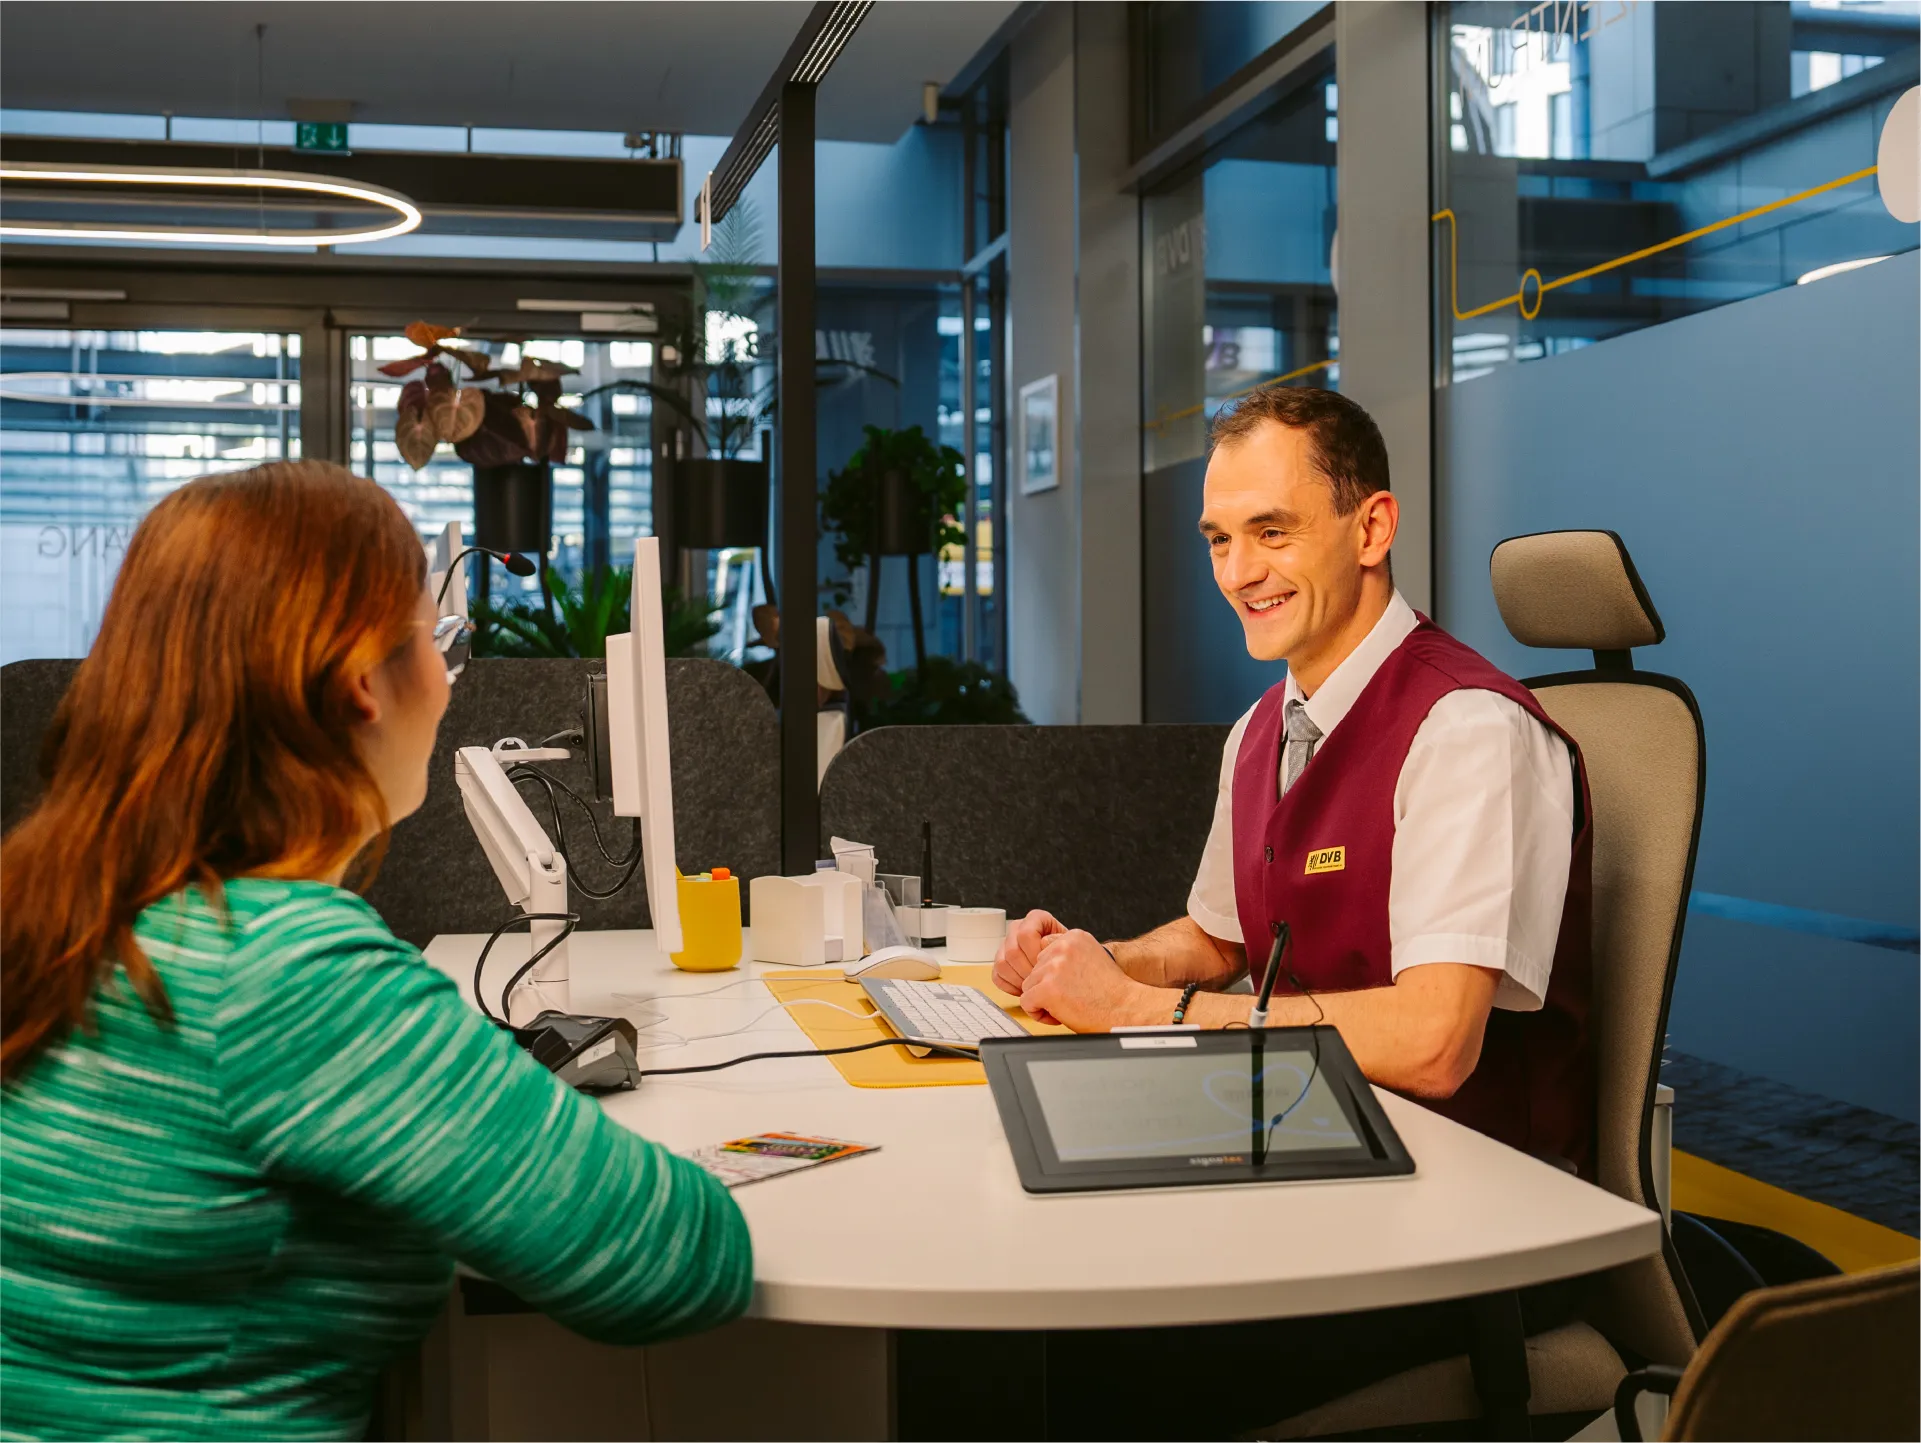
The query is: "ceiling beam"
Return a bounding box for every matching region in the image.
[701,0,872,233]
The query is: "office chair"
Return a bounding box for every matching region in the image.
[1259,531,1707,1439]
[1615,1262,1918,1441]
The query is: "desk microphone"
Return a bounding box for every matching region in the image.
[437,546,537,604]
[1247,921,1291,1029]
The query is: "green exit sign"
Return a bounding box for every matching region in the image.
[295,121,350,154]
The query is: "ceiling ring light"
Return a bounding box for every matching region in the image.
[0,161,423,246]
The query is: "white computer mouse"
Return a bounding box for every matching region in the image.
[842,946,941,982]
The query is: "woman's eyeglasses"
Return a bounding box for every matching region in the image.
[433,614,476,682]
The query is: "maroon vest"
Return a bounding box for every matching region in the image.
[1231,617,1596,1177]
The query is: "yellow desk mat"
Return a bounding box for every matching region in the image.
[762,964,1069,1087]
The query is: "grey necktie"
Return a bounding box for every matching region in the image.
[1280,697,1323,798]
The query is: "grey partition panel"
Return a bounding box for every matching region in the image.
[1,659,76,832]
[369,658,777,946]
[0,657,778,948]
[819,724,1231,943]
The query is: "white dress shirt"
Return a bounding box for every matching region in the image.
[1185,591,1576,1012]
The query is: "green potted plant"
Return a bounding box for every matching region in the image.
[472,564,720,660]
[820,424,966,666]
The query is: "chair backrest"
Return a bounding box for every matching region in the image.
[1665,1262,1919,1440]
[819,723,1228,942]
[1491,530,1706,1366]
[0,656,779,948]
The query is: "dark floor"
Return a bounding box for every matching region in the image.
[1661,1049,1919,1236]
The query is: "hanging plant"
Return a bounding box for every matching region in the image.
[381,320,594,471]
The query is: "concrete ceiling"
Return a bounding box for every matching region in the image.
[0,1,1017,144]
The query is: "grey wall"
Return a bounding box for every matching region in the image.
[1007,2,1082,724]
[1438,252,1920,1120]
[1336,0,1434,614]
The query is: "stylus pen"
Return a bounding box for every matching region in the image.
[1251,1027,1267,1165]
[1247,922,1291,1029]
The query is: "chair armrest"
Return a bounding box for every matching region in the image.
[1614,1364,1685,1441]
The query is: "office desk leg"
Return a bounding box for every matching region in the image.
[1466,1291,1531,1441]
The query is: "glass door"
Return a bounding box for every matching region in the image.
[0,328,299,663]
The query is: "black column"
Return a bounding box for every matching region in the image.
[777,80,819,874]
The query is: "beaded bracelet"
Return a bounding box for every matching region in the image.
[1172,981,1203,1025]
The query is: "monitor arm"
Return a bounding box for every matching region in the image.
[454,741,571,1026]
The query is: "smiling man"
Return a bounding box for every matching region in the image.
[994,386,1596,1178]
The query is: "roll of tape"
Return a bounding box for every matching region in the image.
[945,907,1006,963]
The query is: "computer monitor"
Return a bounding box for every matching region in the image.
[428,521,469,619]
[603,536,682,954]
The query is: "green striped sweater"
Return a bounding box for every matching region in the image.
[0,879,752,1440]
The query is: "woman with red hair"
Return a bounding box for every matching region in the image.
[0,462,751,1440]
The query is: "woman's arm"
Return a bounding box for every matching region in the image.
[215,902,751,1346]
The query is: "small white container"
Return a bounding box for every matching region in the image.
[945,907,1007,963]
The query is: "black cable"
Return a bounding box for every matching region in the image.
[508,769,643,899]
[514,764,641,869]
[637,1036,981,1079]
[520,764,638,867]
[1264,962,1325,1144]
[473,911,579,1025]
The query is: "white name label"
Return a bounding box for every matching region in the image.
[1119,1035,1199,1049]
[574,1036,619,1069]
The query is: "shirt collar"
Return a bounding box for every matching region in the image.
[1281,590,1419,740]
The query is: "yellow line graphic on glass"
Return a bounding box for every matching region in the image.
[1144,356,1334,434]
[1433,164,1881,323]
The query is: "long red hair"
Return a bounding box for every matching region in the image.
[1,461,426,1079]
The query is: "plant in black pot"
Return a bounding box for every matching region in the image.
[820,424,966,667]
[383,321,594,609]
[472,565,720,661]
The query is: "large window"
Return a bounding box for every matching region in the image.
[1142,50,1339,472]
[0,329,298,663]
[1435,0,1919,380]
[1139,39,1338,724]
[1135,2,1331,153]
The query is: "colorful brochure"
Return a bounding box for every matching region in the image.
[681,1131,879,1188]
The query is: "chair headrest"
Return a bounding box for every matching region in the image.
[1490,530,1664,654]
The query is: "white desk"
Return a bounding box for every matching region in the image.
[425,927,1661,1333]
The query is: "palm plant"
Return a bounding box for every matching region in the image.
[472,566,720,660]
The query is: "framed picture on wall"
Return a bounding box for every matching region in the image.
[1019,374,1059,495]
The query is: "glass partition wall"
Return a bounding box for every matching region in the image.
[1140,37,1338,723]
[1434,0,1918,381]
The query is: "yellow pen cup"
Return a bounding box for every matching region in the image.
[670,870,743,972]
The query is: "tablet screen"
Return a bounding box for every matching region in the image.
[1025,1048,1364,1164]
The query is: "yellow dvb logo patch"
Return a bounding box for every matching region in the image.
[1304,846,1346,875]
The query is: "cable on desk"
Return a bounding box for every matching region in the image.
[474,911,580,1024]
[637,1036,981,1078]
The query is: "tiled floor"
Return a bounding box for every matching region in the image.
[1661,1049,1919,1236]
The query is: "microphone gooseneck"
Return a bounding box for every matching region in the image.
[1248,921,1291,1030]
[437,546,536,604]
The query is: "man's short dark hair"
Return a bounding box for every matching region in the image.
[1209,386,1390,516]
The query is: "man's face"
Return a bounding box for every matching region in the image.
[1199,421,1383,665]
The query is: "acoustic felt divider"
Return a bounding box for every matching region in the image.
[763,965,1067,1087]
[0,659,73,834]
[819,723,1232,944]
[0,656,779,948]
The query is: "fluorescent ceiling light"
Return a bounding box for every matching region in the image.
[0,162,422,247]
[1796,255,1890,285]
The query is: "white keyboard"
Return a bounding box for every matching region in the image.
[861,978,1030,1050]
